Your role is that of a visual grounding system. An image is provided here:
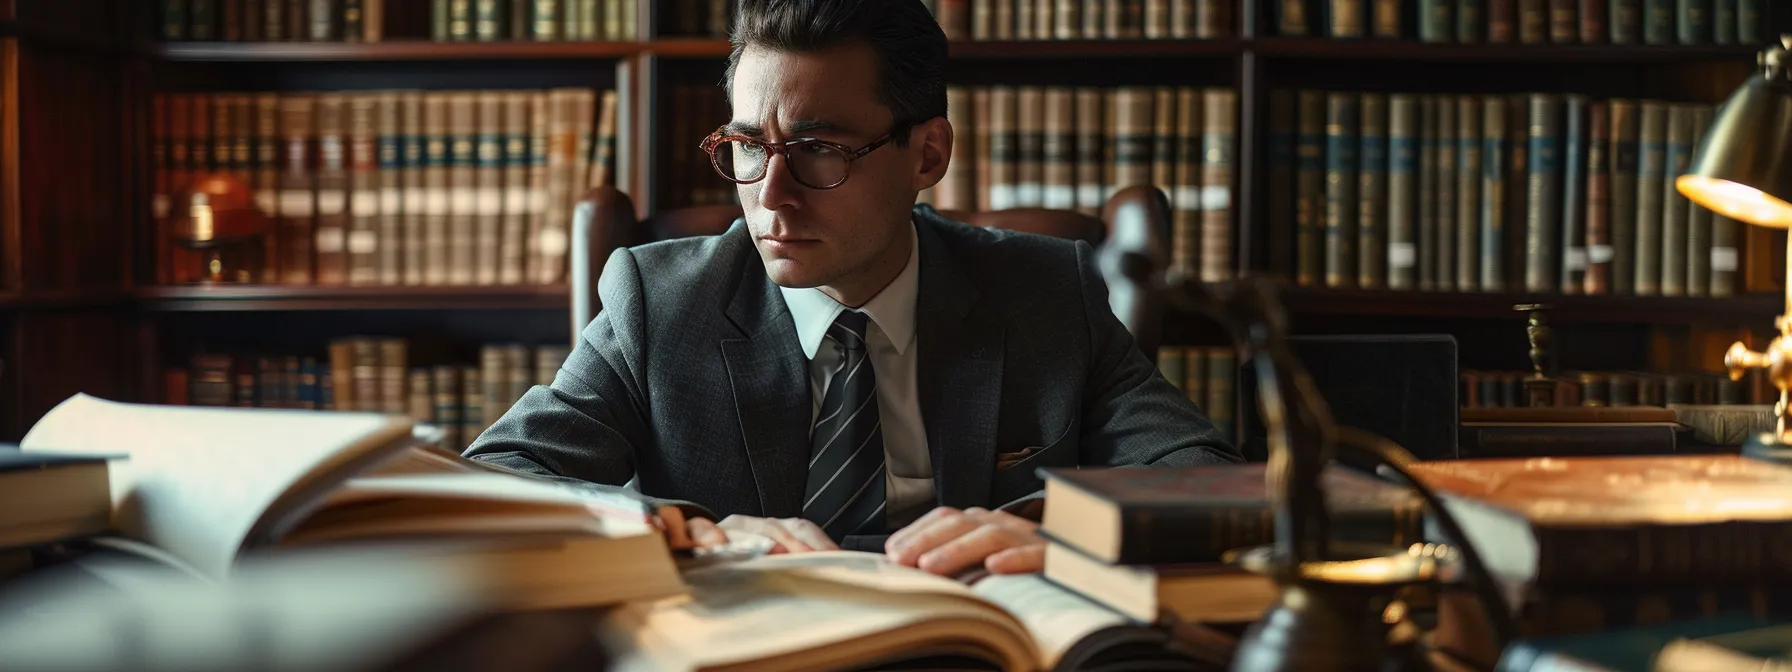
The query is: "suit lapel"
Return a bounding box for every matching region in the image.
[721,238,811,519]
[915,216,1004,510]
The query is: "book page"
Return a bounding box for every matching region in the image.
[971,573,1135,668]
[600,551,1036,672]
[19,394,413,580]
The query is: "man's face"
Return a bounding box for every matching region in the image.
[726,42,920,295]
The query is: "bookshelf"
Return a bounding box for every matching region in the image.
[0,0,1784,441]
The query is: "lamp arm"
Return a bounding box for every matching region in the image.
[1333,425,1517,652]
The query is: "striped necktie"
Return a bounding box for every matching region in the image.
[802,309,887,540]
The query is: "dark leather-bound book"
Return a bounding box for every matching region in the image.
[0,448,113,550]
[1038,463,1424,565]
[1408,454,1792,587]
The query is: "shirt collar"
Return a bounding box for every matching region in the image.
[779,221,920,359]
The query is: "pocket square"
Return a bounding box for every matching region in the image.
[994,447,1039,470]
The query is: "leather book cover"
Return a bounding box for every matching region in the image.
[1324,91,1359,289]
[1173,87,1203,274]
[1356,92,1388,290]
[1040,463,1424,565]
[1660,104,1692,296]
[1634,101,1667,297]
[1071,88,1102,216]
[1455,95,1482,291]
[1524,93,1562,294]
[474,91,503,286]
[1017,86,1046,209]
[1293,90,1324,287]
[1417,95,1439,291]
[1559,94,1587,295]
[1199,88,1234,283]
[1580,0,1607,42]
[1686,105,1715,297]
[1266,89,1296,281]
[1410,455,1792,584]
[1583,99,1610,295]
[1435,94,1458,290]
[1606,99,1639,295]
[1041,87,1076,211]
[1386,94,1418,291]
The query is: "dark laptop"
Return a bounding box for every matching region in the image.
[1234,334,1460,464]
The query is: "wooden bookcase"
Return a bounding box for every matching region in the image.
[0,0,1786,440]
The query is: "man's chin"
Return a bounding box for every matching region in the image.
[761,258,829,289]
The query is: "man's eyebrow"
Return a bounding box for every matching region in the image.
[721,119,841,137]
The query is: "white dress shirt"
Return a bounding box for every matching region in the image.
[778,222,932,531]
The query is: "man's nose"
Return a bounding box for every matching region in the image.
[758,152,803,211]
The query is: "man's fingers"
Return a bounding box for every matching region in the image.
[886,506,960,551]
[783,518,840,552]
[722,516,811,554]
[686,517,730,549]
[917,524,1016,577]
[985,542,1046,575]
[887,512,981,567]
[656,506,692,549]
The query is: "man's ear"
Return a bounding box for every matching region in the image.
[911,116,953,192]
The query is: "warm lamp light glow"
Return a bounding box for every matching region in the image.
[1678,175,1792,229]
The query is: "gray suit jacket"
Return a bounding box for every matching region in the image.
[465,205,1241,551]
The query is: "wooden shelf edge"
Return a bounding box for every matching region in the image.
[1270,286,1784,323]
[132,285,572,312]
[0,288,131,309]
[1252,37,1764,61]
[152,40,647,61]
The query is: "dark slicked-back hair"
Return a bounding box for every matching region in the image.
[723,0,948,147]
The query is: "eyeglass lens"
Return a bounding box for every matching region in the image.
[715,139,851,188]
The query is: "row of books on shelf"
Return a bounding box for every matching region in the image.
[915,85,1238,283]
[1271,0,1768,45]
[162,337,573,450]
[159,0,641,42]
[152,87,618,287]
[1155,346,1237,441]
[931,0,1235,41]
[1461,367,1760,408]
[1267,90,1755,298]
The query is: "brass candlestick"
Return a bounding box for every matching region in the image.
[1515,304,1556,408]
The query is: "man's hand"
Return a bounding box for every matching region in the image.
[655,506,839,554]
[884,506,1046,576]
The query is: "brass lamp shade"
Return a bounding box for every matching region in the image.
[1677,36,1792,228]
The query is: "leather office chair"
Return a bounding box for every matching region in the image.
[568,185,1173,358]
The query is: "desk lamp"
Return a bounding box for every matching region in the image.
[1678,35,1792,454]
[1154,266,1515,671]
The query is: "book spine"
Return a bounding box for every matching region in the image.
[1074,88,1106,217]
[1713,0,1735,43]
[1280,0,1314,36]
[423,93,451,285]
[1417,95,1439,292]
[500,92,531,285]
[475,92,504,286]
[1634,101,1667,296]
[1738,0,1759,43]
[376,92,402,286]
[1421,0,1455,41]
[1173,88,1204,274]
[1456,96,1482,291]
[401,92,427,286]
[1016,87,1046,209]
[1580,0,1608,41]
[278,95,316,284]
[1107,499,1428,565]
[1610,0,1640,42]
[1457,0,1484,42]
[1642,0,1671,43]
[1295,90,1326,287]
[1660,104,1693,296]
[1583,100,1611,295]
[1479,96,1507,292]
[1677,0,1709,43]
[1548,0,1576,40]
[1200,88,1236,283]
[1329,0,1366,38]
[1436,95,1458,290]
[1324,92,1360,288]
[1358,93,1389,290]
[1560,95,1588,295]
[347,94,381,286]
[1526,93,1562,294]
[1608,99,1639,295]
[1687,105,1715,297]
[448,92,478,285]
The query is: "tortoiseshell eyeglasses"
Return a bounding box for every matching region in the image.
[699,127,895,190]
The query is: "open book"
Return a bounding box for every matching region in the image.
[599,551,1226,672]
[18,393,685,611]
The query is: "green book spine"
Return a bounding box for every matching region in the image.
[1325,92,1360,289]
[1457,0,1484,41]
[1608,100,1640,295]
[1526,94,1563,294]
[1457,96,1483,291]
[190,0,216,40]
[1737,0,1759,43]
[1388,94,1419,291]
[1610,0,1641,42]
[1358,93,1389,290]
[1420,0,1456,41]
[1559,95,1588,295]
[164,0,189,40]
[1643,0,1673,43]
[1713,0,1736,42]
[1480,96,1508,292]
[1633,101,1668,296]
[1296,91,1326,287]
[1677,0,1710,43]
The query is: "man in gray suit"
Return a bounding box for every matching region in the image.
[465,0,1239,576]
